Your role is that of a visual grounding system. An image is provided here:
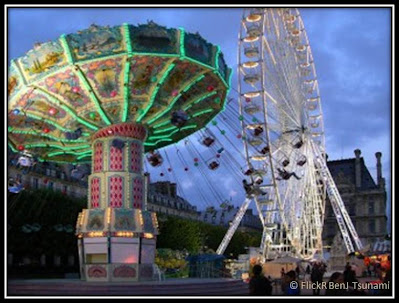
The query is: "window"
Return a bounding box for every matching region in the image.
[368,220,376,233]
[46,168,51,176]
[48,182,54,190]
[368,202,375,215]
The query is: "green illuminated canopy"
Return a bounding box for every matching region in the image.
[7,22,231,164]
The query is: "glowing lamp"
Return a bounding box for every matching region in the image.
[43,128,50,133]
[48,108,57,115]
[17,145,25,151]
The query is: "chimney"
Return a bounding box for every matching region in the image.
[354,149,362,188]
[375,152,384,188]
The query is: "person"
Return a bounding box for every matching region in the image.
[293,139,303,149]
[367,264,372,277]
[379,267,391,296]
[208,161,219,170]
[343,263,367,295]
[343,263,358,285]
[254,176,263,185]
[244,167,254,176]
[148,152,162,167]
[311,263,324,295]
[260,145,270,154]
[171,110,188,128]
[202,137,215,147]
[306,264,311,275]
[253,126,263,136]
[295,265,300,279]
[249,264,272,296]
[243,179,267,197]
[8,178,24,194]
[325,272,348,296]
[284,270,300,295]
[277,168,301,180]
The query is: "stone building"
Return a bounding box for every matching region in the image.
[147,181,199,220]
[7,155,88,198]
[7,150,198,220]
[198,206,263,232]
[323,149,388,250]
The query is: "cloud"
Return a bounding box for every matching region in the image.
[229,189,238,197]
[181,179,194,189]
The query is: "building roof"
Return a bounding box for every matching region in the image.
[327,157,378,190]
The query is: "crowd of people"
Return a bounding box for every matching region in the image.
[248,257,392,296]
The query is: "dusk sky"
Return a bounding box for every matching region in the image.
[6,6,392,231]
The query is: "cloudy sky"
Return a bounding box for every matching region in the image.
[6,6,392,232]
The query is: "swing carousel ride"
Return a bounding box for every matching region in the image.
[7,21,231,281]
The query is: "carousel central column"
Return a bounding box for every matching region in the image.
[76,123,159,282]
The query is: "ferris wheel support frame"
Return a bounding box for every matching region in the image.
[312,142,364,252]
[216,197,252,255]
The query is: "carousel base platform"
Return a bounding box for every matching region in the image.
[7,278,249,296]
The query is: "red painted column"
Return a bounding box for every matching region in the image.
[88,123,147,210]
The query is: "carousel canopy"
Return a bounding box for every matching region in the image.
[8,21,231,164]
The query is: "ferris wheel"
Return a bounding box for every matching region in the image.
[217,8,363,261]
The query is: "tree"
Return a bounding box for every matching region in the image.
[157,216,202,253]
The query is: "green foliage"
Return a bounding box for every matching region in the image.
[157,216,202,253]
[7,189,261,260]
[7,188,86,257]
[157,216,261,258]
